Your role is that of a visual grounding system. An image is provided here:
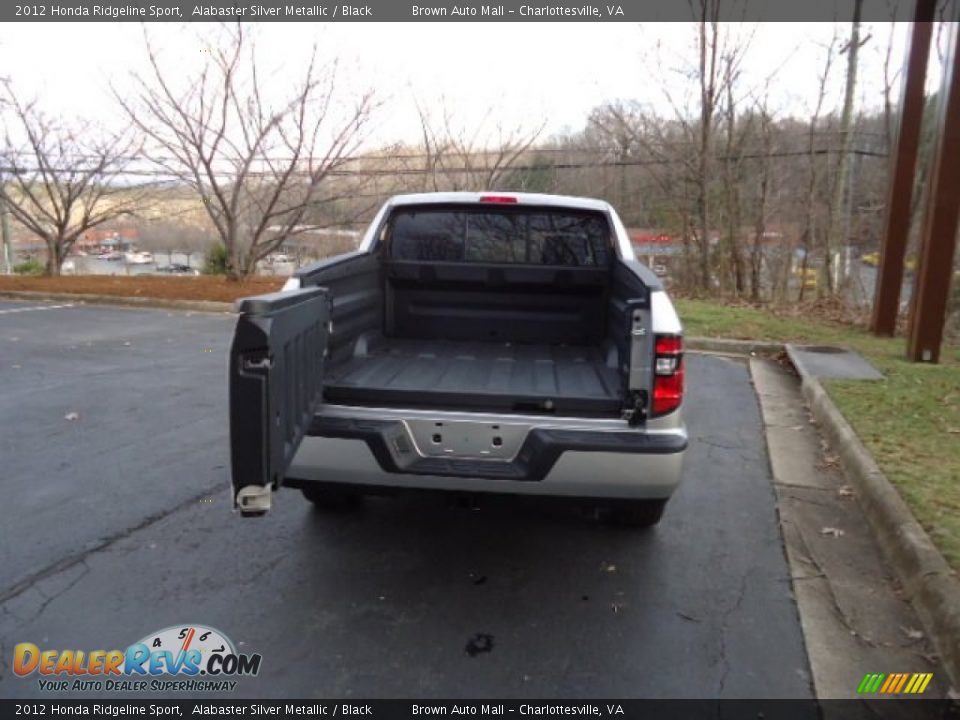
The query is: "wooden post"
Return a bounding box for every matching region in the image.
[907,16,960,363]
[870,3,935,335]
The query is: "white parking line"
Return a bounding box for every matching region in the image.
[0,303,75,315]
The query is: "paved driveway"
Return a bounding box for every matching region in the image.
[0,301,811,699]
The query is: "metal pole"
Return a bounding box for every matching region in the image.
[870,5,935,335]
[907,16,960,363]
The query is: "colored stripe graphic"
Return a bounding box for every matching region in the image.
[857,672,933,694]
[857,673,885,693]
[894,673,909,693]
[880,674,896,693]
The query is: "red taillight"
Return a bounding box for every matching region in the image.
[479,195,518,204]
[652,335,684,416]
[655,336,683,355]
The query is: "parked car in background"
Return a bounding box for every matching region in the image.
[125,251,155,265]
[156,263,200,276]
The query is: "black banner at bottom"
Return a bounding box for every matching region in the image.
[0,700,958,720]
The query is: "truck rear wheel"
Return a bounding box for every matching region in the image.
[300,485,364,511]
[600,499,666,528]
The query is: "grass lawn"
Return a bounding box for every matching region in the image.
[676,298,960,571]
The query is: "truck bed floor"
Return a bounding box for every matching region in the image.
[324,338,623,414]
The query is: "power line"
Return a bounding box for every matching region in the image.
[0,128,889,167]
[0,147,887,182]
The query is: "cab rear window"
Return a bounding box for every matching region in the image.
[388,207,611,266]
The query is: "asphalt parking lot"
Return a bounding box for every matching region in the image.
[0,300,813,699]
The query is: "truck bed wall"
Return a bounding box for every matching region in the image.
[299,251,652,405]
[298,252,383,369]
[384,260,610,346]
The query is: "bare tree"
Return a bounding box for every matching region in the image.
[719,53,752,295]
[0,84,146,275]
[881,5,901,153]
[749,99,776,301]
[116,24,375,280]
[644,10,753,292]
[823,0,867,296]
[414,99,544,192]
[585,101,644,215]
[798,29,840,301]
[694,5,722,291]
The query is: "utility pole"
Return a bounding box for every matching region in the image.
[907,16,960,363]
[870,4,935,335]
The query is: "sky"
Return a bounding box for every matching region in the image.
[0,21,946,150]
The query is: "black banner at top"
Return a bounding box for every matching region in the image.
[1,700,959,720]
[1,0,937,23]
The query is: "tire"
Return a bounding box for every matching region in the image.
[300,485,364,511]
[599,499,667,528]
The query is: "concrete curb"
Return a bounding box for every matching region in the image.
[687,334,960,689]
[686,336,784,355]
[0,290,235,314]
[800,374,960,690]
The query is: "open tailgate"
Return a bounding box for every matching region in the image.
[229,286,331,516]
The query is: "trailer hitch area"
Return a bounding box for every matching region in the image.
[236,484,272,517]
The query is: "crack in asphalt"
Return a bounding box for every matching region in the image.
[696,437,747,451]
[0,483,224,607]
[717,571,749,696]
[28,561,92,625]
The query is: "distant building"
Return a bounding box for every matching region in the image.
[76,228,139,253]
[629,231,683,259]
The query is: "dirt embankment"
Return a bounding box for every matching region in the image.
[0,275,285,303]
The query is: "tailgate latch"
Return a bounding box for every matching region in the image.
[236,484,272,517]
[621,390,648,427]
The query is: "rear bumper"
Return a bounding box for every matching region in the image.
[286,413,686,500]
[309,415,685,482]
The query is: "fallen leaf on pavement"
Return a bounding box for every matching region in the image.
[900,626,924,640]
[817,454,840,470]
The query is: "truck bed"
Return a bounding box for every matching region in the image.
[324,338,623,415]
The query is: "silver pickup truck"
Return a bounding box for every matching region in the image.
[229,192,686,526]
